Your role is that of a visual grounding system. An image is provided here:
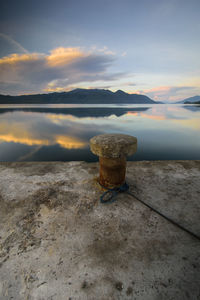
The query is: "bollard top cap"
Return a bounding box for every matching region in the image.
[90,133,137,158]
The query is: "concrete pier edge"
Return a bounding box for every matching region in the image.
[0,160,200,299]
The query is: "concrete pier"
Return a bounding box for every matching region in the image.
[0,161,200,300]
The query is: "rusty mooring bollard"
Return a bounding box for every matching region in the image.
[90,134,137,188]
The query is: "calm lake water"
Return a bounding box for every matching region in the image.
[0,104,200,162]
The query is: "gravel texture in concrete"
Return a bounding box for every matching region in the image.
[90,134,137,158]
[0,161,200,300]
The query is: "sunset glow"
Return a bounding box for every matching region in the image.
[0,0,199,101]
[47,47,83,67]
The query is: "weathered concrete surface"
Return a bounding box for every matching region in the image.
[0,161,199,300]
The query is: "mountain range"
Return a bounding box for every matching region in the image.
[176,95,200,104]
[0,89,157,104]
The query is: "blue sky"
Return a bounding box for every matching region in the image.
[0,0,200,101]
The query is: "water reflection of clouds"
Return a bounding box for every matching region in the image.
[0,105,200,161]
[0,109,141,161]
[0,111,92,150]
[0,109,123,156]
[124,105,200,130]
[172,118,200,130]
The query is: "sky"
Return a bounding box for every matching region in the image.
[0,0,200,101]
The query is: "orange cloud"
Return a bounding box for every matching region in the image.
[0,53,43,65]
[44,86,67,92]
[0,48,84,67]
[142,86,171,94]
[47,47,83,67]
[0,46,117,95]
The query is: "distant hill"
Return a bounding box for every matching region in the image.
[185,100,200,104]
[176,95,200,104]
[0,89,157,104]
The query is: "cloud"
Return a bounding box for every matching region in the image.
[47,47,83,67]
[0,46,120,95]
[121,51,127,57]
[141,86,200,102]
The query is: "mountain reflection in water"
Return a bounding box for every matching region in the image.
[0,104,200,162]
[0,106,149,118]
